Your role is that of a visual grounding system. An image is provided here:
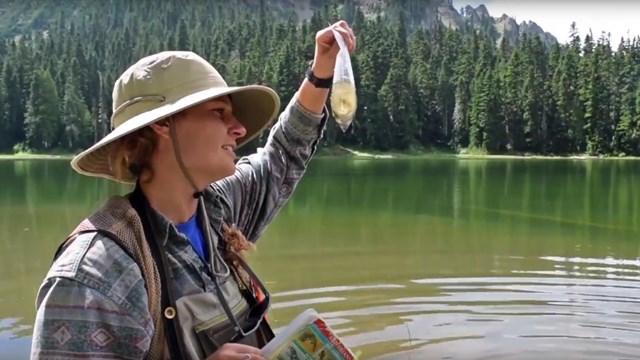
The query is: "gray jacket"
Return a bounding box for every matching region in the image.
[30,93,328,359]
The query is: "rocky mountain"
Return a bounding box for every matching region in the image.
[0,0,557,48]
[255,0,558,47]
[437,2,558,47]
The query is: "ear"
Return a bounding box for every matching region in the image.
[149,118,171,139]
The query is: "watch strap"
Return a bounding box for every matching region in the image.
[305,61,333,89]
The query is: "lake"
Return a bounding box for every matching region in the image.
[1,157,639,359]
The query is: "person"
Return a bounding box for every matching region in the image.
[30,21,356,360]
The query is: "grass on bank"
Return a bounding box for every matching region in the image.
[0,151,75,159]
[315,145,640,160]
[0,143,77,159]
[3,145,640,160]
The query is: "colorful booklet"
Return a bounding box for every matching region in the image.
[261,308,358,360]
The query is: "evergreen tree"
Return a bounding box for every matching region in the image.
[0,1,635,157]
[61,71,93,151]
[24,67,61,151]
[378,12,416,150]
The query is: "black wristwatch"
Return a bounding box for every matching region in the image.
[306,60,333,88]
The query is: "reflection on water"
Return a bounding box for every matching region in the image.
[271,256,640,359]
[1,158,639,359]
[0,159,131,359]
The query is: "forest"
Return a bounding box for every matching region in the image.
[0,0,639,157]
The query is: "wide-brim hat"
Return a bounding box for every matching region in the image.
[70,51,280,184]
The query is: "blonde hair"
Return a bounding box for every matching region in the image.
[111,126,158,183]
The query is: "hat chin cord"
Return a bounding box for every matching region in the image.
[168,119,230,278]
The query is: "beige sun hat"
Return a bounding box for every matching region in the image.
[70,50,280,184]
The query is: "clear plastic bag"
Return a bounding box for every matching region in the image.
[330,28,357,132]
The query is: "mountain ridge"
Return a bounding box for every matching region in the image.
[0,0,558,48]
[265,0,559,47]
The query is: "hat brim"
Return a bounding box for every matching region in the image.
[70,84,280,183]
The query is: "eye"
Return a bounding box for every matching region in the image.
[211,108,225,118]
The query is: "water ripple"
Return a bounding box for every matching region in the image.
[271,256,640,359]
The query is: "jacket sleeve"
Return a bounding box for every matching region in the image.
[212,91,328,242]
[31,233,154,360]
[30,277,152,360]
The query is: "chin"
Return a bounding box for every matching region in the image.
[213,164,237,181]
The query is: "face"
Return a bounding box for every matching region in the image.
[152,95,247,186]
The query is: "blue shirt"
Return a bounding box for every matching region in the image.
[176,214,207,262]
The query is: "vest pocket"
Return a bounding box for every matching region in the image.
[193,299,249,355]
[174,279,260,359]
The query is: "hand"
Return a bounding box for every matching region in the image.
[205,343,265,360]
[312,20,357,79]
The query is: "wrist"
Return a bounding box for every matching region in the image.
[310,59,334,79]
[306,60,333,89]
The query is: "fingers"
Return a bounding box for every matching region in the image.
[336,20,355,39]
[234,354,265,360]
[315,20,357,54]
[331,21,357,52]
[226,343,262,355]
[207,343,265,360]
[333,27,353,49]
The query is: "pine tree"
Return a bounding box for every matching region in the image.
[501,47,525,151]
[24,67,61,151]
[0,66,8,151]
[61,72,93,151]
[378,12,416,150]
[409,28,439,146]
[0,1,635,157]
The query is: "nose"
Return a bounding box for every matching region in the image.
[229,116,247,139]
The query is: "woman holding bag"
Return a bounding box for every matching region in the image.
[30,21,356,360]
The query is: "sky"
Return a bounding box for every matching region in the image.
[451,0,640,47]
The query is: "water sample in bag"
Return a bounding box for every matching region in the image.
[330,28,357,132]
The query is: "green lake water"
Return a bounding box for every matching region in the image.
[1,157,639,359]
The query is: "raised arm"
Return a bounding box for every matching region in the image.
[211,91,326,242]
[211,21,356,242]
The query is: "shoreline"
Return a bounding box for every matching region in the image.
[315,146,640,160]
[2,147,640,161]
[0,153,75,160]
